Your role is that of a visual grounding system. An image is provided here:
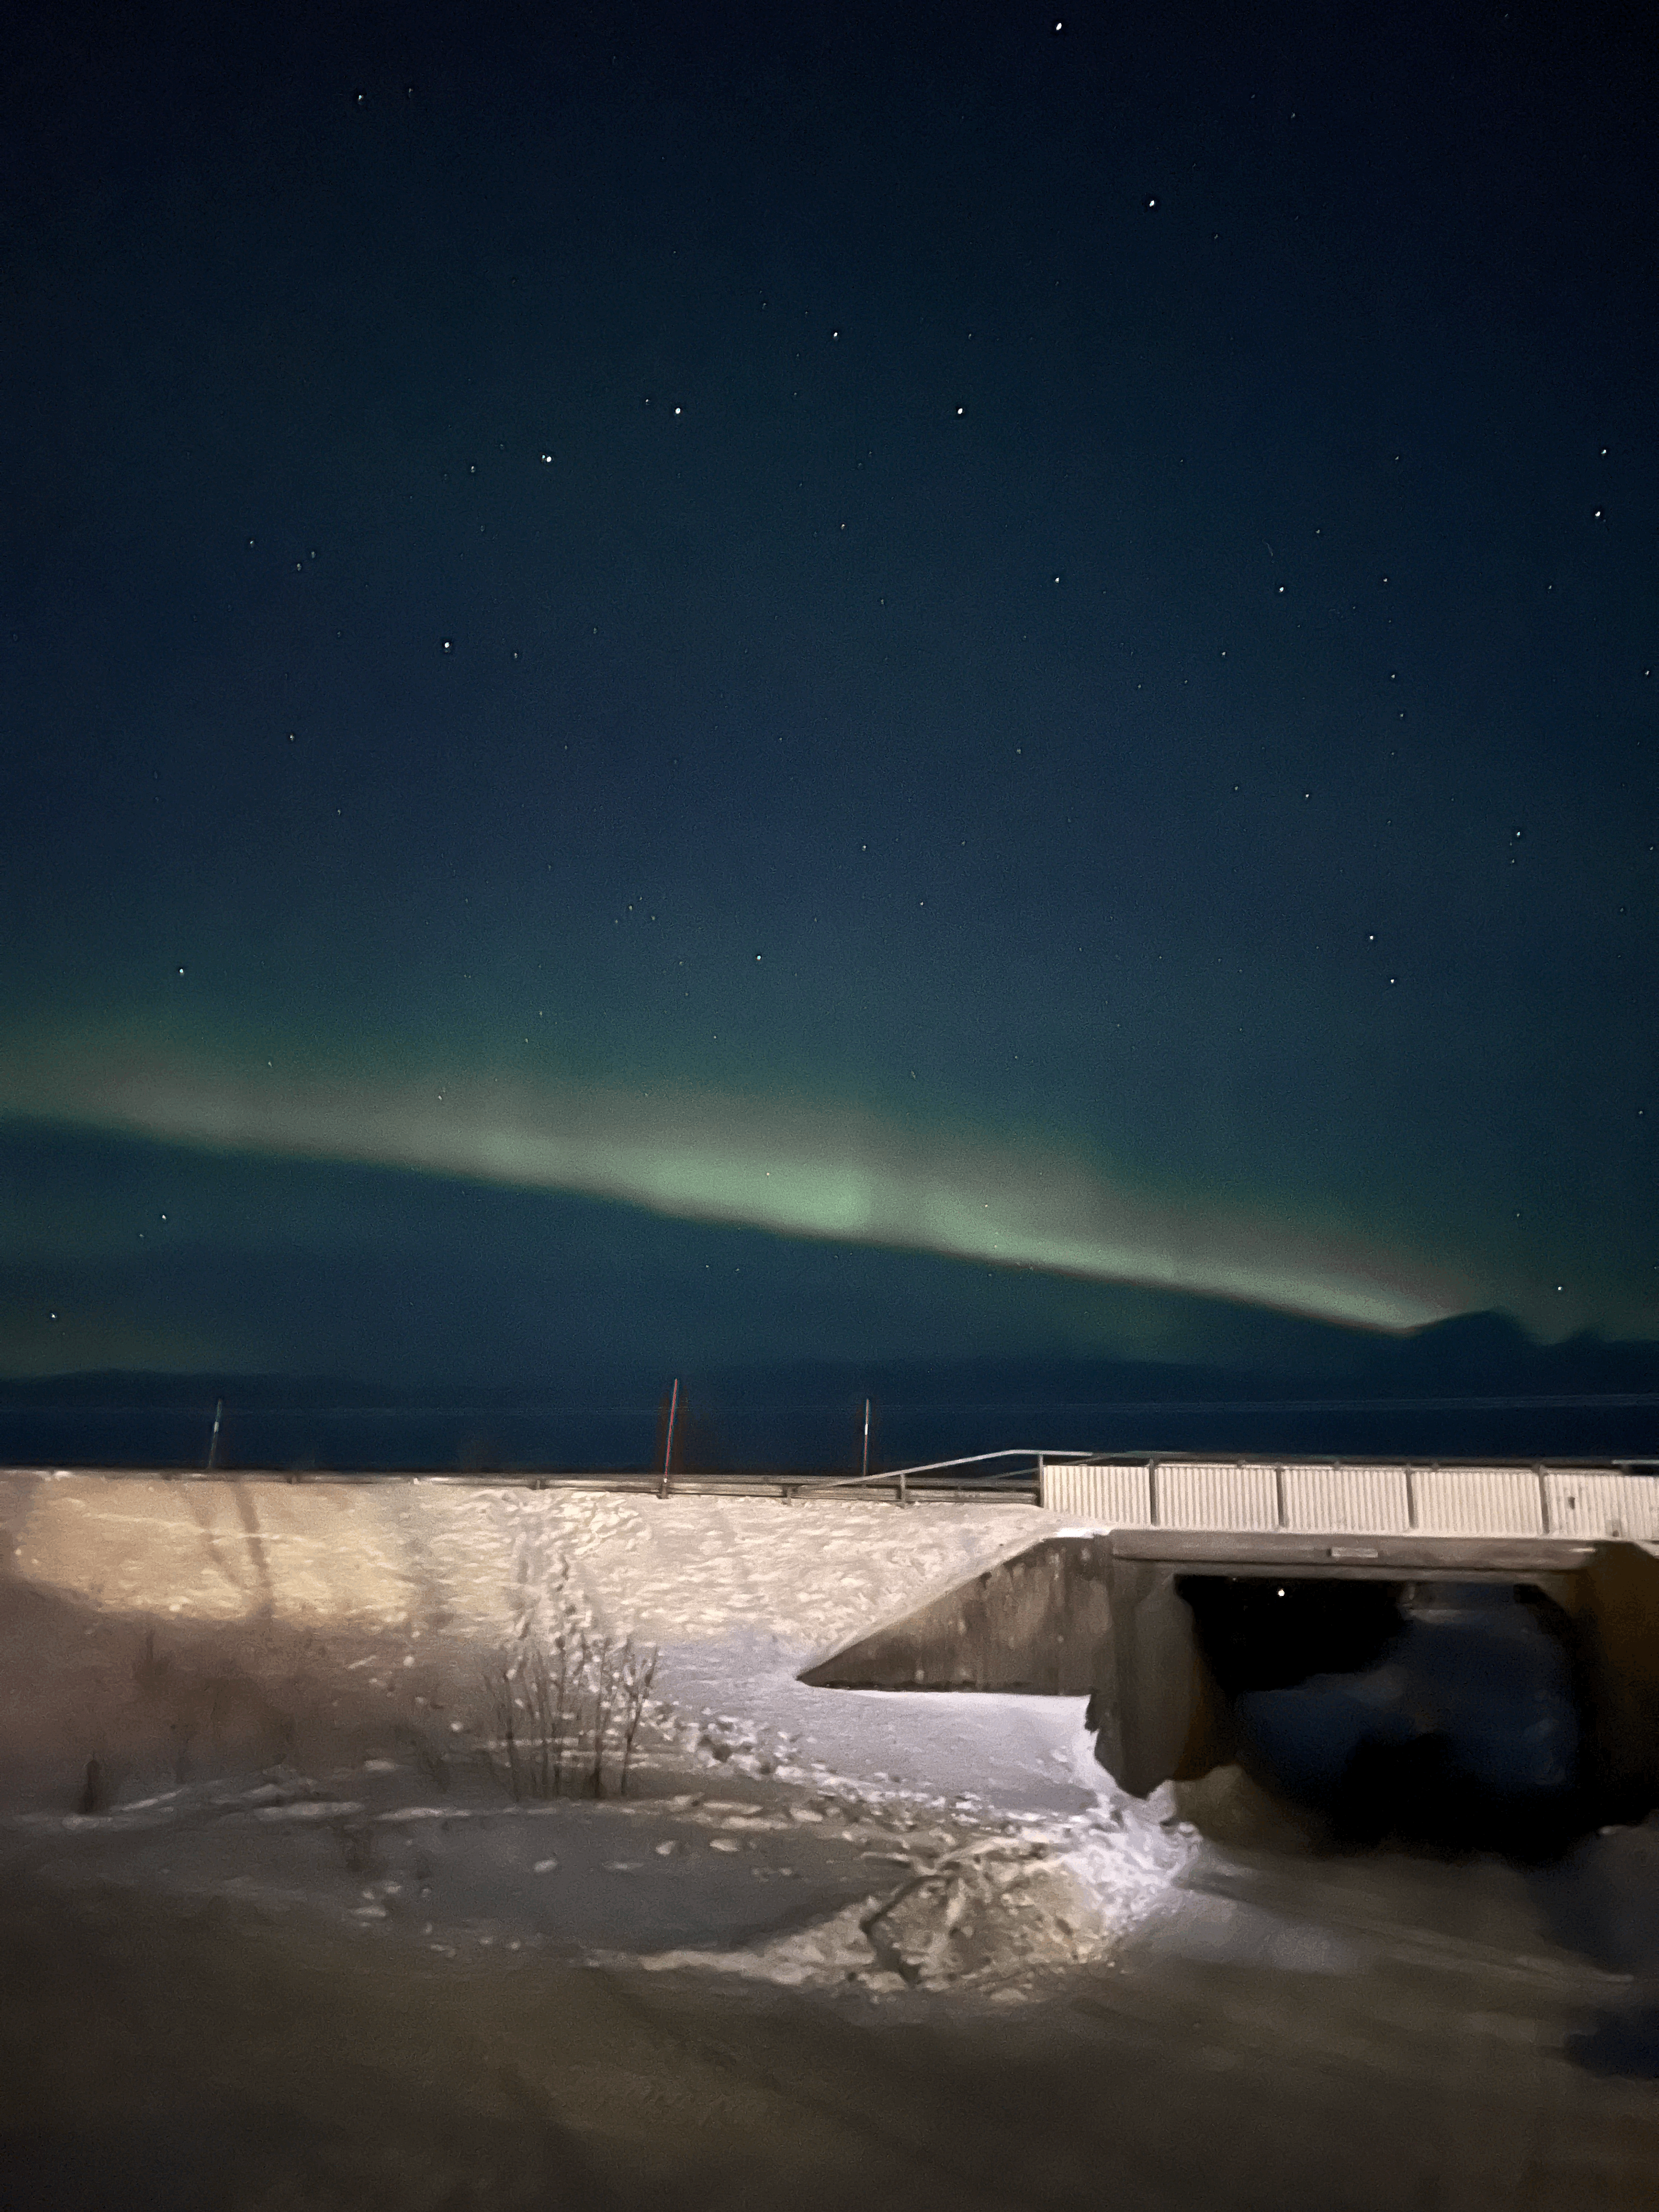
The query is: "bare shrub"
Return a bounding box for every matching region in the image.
[478,1556,668,1804]
[545,1611,584,1798]
[395,1722,452,1795]
[483,1660,525,1802]
[518,1638,561,1801]
[617,1640,659,1798]
[585,1634,618,1799]
[480,1593,590,1802]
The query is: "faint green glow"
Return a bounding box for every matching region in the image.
[2,1032,1466,1331]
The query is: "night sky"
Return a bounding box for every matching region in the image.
[3,2,1656,1417]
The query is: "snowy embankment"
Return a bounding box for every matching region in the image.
[1,1475,1203,1994]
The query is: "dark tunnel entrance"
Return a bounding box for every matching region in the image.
[1176,1573,1589,1859]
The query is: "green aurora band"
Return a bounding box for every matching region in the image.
[0,1029,1472,1334]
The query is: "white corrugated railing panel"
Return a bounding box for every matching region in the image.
[1042,1458,1654,1541]
[1156,1462,1279,1531]
[1609,1475,1656,1539]
[1544,1471,1659,1541]
[1040,1462,1153,1526]
[1413,1466,1545,1537]
[1281,1463,1413,1534]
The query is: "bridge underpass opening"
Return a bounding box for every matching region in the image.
[799,1526,1659,1855]
[1175,1572,1585,1857]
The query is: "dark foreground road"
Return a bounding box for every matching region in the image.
[1,1850,1654,2212]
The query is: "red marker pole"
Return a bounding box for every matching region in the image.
[659,1378,679,1499]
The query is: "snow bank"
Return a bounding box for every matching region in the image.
[12,1477,1055,1655]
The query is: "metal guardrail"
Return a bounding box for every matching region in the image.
[804,1446,1089,1503]
[13,1448,1656,1510]
[10,1459,1049,1505]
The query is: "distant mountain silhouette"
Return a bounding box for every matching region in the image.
[709,1314,1659,1410]
[3,1314,1655,1468]
[5,1313,1659,1413]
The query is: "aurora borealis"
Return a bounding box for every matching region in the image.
[3,1035,1465,1334]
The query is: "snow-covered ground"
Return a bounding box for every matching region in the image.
[0,1477,1205,1998]
[4,1474,1656,2036]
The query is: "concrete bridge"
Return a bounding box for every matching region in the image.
[800,1458,1659,1826]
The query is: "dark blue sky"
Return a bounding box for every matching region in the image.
[3,0,1656,1393]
